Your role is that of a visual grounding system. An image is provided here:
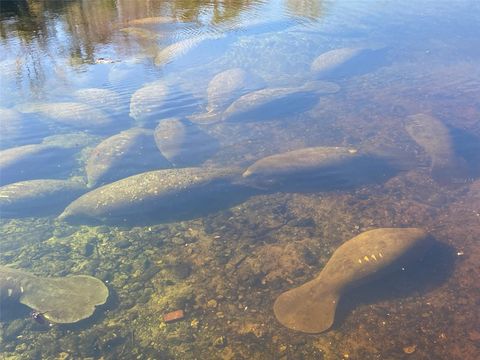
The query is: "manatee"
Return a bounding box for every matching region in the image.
[220,81,340,123]
[59,167,239,223]
[16,102,114,130]
[206,68,251,113]
[0,144,75,186]
[0,265,108,324]
[129,80,169,123]
[0,108,49,149]
[154,34,224,66]
[119,27,162,40]
[86,128,170,187]
[311,47,364,75]
[125,16,174,26]
[153,118,219,166]
[273,228,432,333]
[242,146,359,188]
[405,113,466,183]
[73,88,124,114]
[0,178,87,217]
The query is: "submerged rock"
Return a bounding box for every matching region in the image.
[59,167,240,223]
[86,128,170,187]
[0,265,109,324]
[242,146,359,188]
[0,178,87,217]
[153,118,219,166]
[405,113,467,184]
[0,143,76,186]
[273,228,432,333]
[129,80,169,124]
[16,102,114,131]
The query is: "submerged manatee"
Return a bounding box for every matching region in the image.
[220,81,340,122]
[16,102,114,131]
[0,144,75,186]
[74,88,124,114]
[86,128,170,187]
[405,113,466,184]
[0,178,87,217]
[274,228,432,333]
[206,68,251,113]
[154,34,223,66]
[59,167,239,223]
[125,16,174,26]
[0,265,108,324]
[311,47,364,75]
[153,118,219,166]
[242,146,359,188]
[129,80,169,124]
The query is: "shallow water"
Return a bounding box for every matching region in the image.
[1,0,479,359]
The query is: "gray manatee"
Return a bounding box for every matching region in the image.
[405,113,467,184]
[16,102,114,131]
[74,88,124,114]
[0,144,76,186]
[129,80,168,124]
[311,47,364,75]
[221,81,340,122]
[85,128,170,187]
[153,118,219,166]
[273,228,432,333]
[0,178,87,217]
[59,167,240,223]
[242,146,359,188]
[0,265,108,324]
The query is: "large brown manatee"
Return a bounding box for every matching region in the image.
[273,228,432,333]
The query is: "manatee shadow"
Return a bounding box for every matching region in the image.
[320,47,391,80]
[333,240,456,330]
[449,126,480,180]
[248,155,402,194]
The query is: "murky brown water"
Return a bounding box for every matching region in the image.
[1,1,479,359]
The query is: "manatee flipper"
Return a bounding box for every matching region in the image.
[20,275,109,323]
[274,280,339,333]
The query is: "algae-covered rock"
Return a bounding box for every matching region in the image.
[59,167,241,223]
[0,265,108,324]
[0,178,87,217]
[0,144,76,186]
[153,118,219,166]
[242,146,359,188]
[86,128,170,187]
[273,228,432,333]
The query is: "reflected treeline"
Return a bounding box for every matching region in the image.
[284,0,325,20]
[0,0,260,94]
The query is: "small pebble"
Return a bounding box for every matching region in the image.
[163,310,185,323]
[403,345,416,354]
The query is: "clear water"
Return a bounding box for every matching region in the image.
[1,0,479,359]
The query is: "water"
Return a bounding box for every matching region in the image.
[1,0,479,358]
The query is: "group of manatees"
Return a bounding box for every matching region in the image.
[0,45,472,329]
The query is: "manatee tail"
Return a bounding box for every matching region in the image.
[273,281,339,334]
[19,274,109,323]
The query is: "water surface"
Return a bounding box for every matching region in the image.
[1,0,479,359]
